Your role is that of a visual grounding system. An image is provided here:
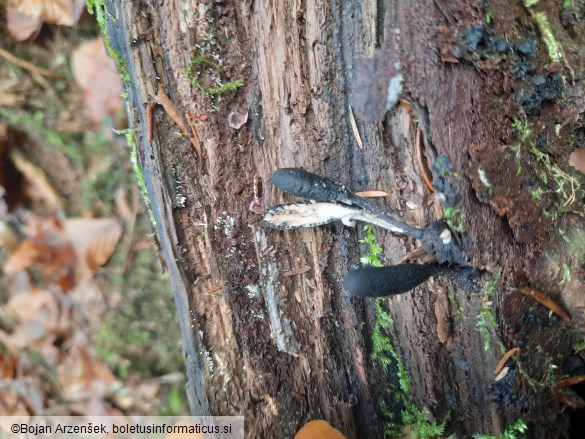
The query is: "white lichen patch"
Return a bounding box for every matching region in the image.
[245,284,260,298]
[196,329,215,372]
[214,214,236,237]
[386,74,403,110]
[175,194,187,207]
[251,310,265,320]
[478,167,492,189]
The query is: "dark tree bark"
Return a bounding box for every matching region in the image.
[103,0,585,437]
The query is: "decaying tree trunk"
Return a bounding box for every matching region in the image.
[103,0,585,437]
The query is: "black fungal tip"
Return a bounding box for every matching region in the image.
[271,168,350,202]
[344,264,442,297]
[515,39,537,56]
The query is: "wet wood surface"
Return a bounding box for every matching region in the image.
[104,0,585,437]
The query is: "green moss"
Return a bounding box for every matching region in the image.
[560,263,571,284]
[476,307,500,353]
[362,225,448,438]
[476,270,504,353]
[86,0,130,82]
[511,117,583,216]
[573,337,585,352]
[520,2,574,76]
[115,129,156,228]
[473,420,528,439]
[444,207,465,234]
[360,224,384,268]
[448,290,463,321]
[531,12,563,63]
[185,51,244,95]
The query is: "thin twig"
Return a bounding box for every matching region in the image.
[284,266,311,277]
[348,104,364,150]
[355,190,389,198]
[154,88,188,134]
[515,287,571,321]
[416,125,435,192]
[205,281,227,295]
[185,112,202,156]
[553,375,585,389]
[0,47,59,78]
[494,347,520,376]
[146,103,155,142]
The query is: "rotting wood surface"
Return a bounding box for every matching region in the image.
[104,0,585,438]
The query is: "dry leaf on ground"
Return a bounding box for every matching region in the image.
[8,0,85,27]
[3,216,122,290]
[71,37,123,123]
[6,7,43,41]
[10,150,64,211]
[64,217,122,279]
[56,339,116,411]
[4,218,77,290]
[0,382,43,417]
[1,288,63,364]
[0,221,21,254]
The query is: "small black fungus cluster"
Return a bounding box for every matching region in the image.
[516,73,564,115]
[508,37,565,114]
[488,367,523,406]
[519,309,555,328]
[514,38,537,56]
[458,24,510,58]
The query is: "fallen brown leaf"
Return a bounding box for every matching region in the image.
[72,37,123,123]
[64,217,123,278]
[10,149,63,211]
[0,221,21,254]
[6,7,42,41]
[4,218,77,291]
[57,340,116,408]
[4,216,122,289]
[9,0,84,26]
[434,292,450,344]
